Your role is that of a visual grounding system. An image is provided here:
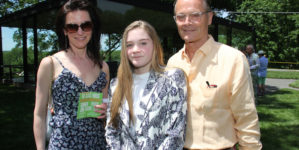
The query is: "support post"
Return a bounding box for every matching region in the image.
[22,19,29,83]
[213,23,218,42]
[33,16,38,83]
[0,26,3,82]
[227,25,232,46]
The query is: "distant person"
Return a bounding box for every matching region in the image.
[246,44,260,98]
[105,20,187,149]
[241,46,248,57]
[33,0,109,149]
[167,0,262,149]
[258,50,268,96]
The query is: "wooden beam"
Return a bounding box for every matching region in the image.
[213,23,219,42]
[22,18,28,83]
[227,23,232,46]
[0,26,3,81]
[33,15,38,83]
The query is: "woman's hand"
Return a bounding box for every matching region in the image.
[94,103,107,119]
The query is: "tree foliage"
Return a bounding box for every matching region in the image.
[6,28,58,64]
[102,33,121,61]
[233,0,298,63]
[0,0,40,17]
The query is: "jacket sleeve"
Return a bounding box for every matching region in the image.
[105,80,121,150]
[230,54,262,150]
[158,69,188,150]
[250,54,260,70]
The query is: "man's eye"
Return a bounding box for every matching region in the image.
[191,13,201,18]
[177,14,186,20]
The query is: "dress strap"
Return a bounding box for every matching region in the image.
[52,56,65,68]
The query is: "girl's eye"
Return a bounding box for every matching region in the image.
[141,42,147,46]
[126,44,133,48]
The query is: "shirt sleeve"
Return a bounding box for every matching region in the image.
[250,54,260,70]
[230,54,263,150]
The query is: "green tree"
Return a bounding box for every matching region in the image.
[4,47,24,65]
[102,33,121,62]
[233,0,299,63]
[0,0,40,17]
[10,28,58,64]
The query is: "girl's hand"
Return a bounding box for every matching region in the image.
[94,103,107,119]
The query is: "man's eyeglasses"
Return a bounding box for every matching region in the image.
[173,11,211,22]
[65,21,93,33]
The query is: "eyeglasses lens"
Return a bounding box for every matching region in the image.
[65,21,93,33]
[174,11,210,22]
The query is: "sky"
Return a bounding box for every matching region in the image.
[1,27,17,51]
[1,27,109,51]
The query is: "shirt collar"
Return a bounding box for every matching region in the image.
[181,35,215,58]
[200,35,214,55]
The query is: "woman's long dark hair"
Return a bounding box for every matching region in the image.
[55,0,102,68]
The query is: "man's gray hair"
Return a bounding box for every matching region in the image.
[247,44,255,52]
[173,0,211,14]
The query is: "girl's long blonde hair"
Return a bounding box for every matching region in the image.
[109,20,165,128]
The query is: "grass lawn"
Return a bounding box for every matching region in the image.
[256,89,299,150]
[267,70,299,90]
[267,71,299,79]
[289,80,299,88]
[0,84,298,149]
[0,84,36,150]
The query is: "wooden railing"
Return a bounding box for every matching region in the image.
[0,65,36,84]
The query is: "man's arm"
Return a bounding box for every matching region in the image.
[250,54,260,70]
[230,54,262,150]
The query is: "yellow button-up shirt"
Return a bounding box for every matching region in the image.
[167,36,262,150]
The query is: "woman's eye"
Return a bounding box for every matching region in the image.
[141,42,147,46]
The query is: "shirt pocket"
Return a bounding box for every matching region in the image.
[189,80,218,111]
[199,80,217,98]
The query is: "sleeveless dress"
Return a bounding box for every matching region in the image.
[48,56,107,150]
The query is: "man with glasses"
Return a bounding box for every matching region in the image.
[167,0,262,149]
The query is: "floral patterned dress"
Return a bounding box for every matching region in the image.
[48,56,107,150]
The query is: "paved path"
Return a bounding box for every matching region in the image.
[265,69,299,92]
[265,78,298,93]
[268,68,299,72]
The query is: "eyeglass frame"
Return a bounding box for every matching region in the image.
[173,11,211,22]
[64,21,93,33]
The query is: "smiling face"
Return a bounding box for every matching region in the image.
[64,10,92,51]
[174,0,213,44]
[126,28,154,74]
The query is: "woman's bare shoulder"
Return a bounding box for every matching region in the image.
[101,61,110,73]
